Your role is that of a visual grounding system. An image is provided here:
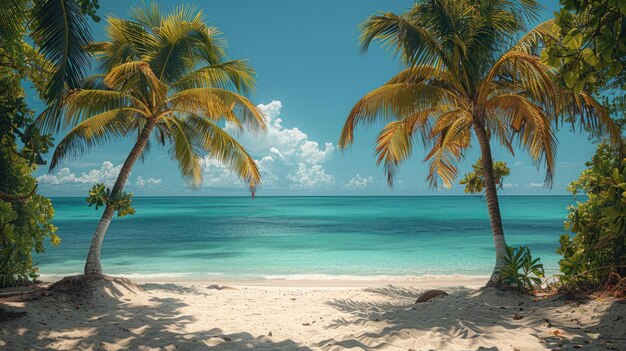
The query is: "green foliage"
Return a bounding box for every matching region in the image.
[87,183,135,217]
[543,0,625,108]
[557,143,626,288]
[499,246,545,291]
[77,0,101,22]
[460,159,511,194]
[0,31,59,287]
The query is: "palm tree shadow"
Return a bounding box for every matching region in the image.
[1,285,313,350]
[536,296,626,351]
[318,286,626,351]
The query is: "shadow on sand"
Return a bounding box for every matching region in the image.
[317,286,625,351]
[1,282,624,350]
[0,281,313,350]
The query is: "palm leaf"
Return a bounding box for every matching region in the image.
[160,116,203,188]
[187,115,261,193]
[63,89,148,129]
[172,60,257,94]
[0,0,26,39]
[50,108,135,170]
[359,11,444,69]
[424,110,471,188]
[168,88,265,132]
[104,61,167,106]
[340,82,456,148]
[31,0,92,120]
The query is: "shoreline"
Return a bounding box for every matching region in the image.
[38,273,490,288]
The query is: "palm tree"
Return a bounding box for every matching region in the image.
[43,2,266,275]
[339,0,618,283]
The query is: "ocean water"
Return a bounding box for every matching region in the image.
[36,196,576,280]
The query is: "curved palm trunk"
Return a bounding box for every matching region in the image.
[84,121,155,275]
[472,117,507,284]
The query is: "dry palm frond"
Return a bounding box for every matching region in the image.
[415,289,448,303]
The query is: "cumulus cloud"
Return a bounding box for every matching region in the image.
[37,161,124,187]
[502,183,518,189]
[201,158,245,187]
[135,176,162,188]
[528,182,545,188]
[345,174,374,190]
[286,163,335,189]
[203,100,336,190]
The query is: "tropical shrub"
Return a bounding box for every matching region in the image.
[460,159,511,194]
[0,51,59,287]
[87,183,135,217]
[499,245,545,292]
[543,0,625,97]
[0,0,96,286]
[557,143,626,291]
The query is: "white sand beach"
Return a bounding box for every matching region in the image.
[1,277,624,351]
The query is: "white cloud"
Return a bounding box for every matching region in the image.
[345,174,374,190]
[203,100,336,190]
[286,163,335,189]
[513,161,523,167]
[502,183,518,189]
[201,158,245,187]
[135,176,162,188]
[528,182,545,188]
[37,161,124,187]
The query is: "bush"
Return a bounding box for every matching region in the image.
[0,37,59,287]
[499,245,545,291]
[557,143,626,291]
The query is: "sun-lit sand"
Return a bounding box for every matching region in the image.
[1,276,624,350]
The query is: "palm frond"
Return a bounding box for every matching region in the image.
[129,0,162,28]
[62,89,148,129]
[50,108,135,170]
[31,0,92,120]
[511,19,558,53]
[424,110,471,188]
[172,60,256,94]
[375,109,434,187]
[95,18,156,72]
[488,94,557,186]
[0,0,27,39]
[340,82,457,148]
[359,11,444,68]
[168,87,265,132]
[187,115,261,193]
[161,116,203,188]
[104,61,167,107]
[480,50,559,114]
[565,92,621,144]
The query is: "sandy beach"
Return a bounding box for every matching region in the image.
[1,277,624,351]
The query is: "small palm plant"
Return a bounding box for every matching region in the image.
[499,246,545,292]
[42,2,266,275]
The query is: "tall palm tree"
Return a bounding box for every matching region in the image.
[339,0,618,283]
[43,2,266,275]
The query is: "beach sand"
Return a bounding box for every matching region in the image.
[1,277,624,350]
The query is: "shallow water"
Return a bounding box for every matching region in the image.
[36,196,576,280]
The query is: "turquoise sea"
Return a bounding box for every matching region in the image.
[36,196,577,280]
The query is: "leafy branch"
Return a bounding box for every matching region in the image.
[86,183,136,217]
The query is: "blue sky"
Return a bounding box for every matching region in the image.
[31,0,598,197]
